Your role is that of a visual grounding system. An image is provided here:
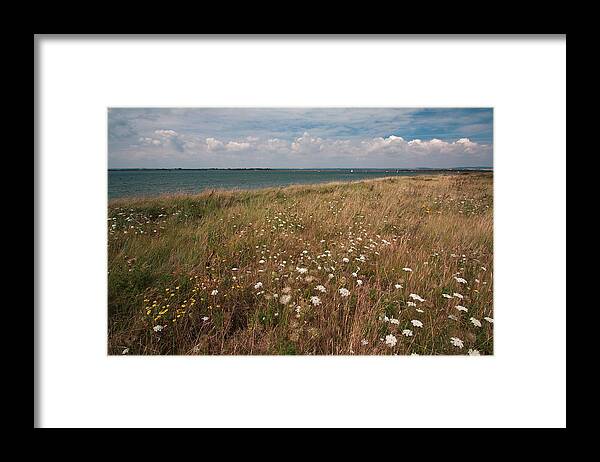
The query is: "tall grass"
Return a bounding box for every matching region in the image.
[108,173,493,355]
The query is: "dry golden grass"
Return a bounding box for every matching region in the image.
[108,172,493,355]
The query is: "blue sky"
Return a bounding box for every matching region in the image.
[108,108,493,168]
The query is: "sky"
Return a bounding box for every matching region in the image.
[108,108,493,169]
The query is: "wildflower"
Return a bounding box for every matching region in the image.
[450,337,464,348]
[411,319,423,328]
[279,294,292,305]
[282,286,291,294]
[389,318,400,325]
[453,292,463,299]
[402,329,413,337]
[315,285,326,293]
[339,288,350,297]
[385,334,397,347]
[153,325,164,332]
[402,267,413,272]
[395,284,403,289]
[448,314,459,321]
[455,305,468,312]
[361,339,369,345]
[254,282,263,289]
[310,296,322,306]
[407,301,416,307]
[296,267,308,274]
[454,276,467,284]
[328,274,334,279]
[342,257,350,263]
[484,317,494,323]
[201,316,209,321]
[211,289,218,296]
[468,349,481,356]
[259,259,265,264]
[442,293,453,299]
[357,279,363,286]
[409,293,425,302]
[122,348,129,355]
[470,317,482,327]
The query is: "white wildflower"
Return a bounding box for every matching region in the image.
[455,305,468,312]
[453,292,464,299]
[211,289,218,296]
[339,288,350,297]
[342,257,350,263]
[356,279,363,286]
[450,337,464,348]
[395,284,403,289]
[122,348,129,355]
[454,276,467,284]
[442,293,453,299]
[402,267,413,272]
[153,325,164,332]
[409,293,425,302]
[360,339,369,345]
[468,348,481,356]
[484,317,494,323]
[402,329,413,337]
[254,282,263,289]
[470,317,482,327]
[411,319,423,328]
[315,285,326,293]
[310,296,322,306]
[385,334,397,347]
[279,294,292,305]
[407,301,416,307]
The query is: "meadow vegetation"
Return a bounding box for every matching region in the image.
[108,173,493,355]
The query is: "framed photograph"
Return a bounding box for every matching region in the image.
[35,35,566,428]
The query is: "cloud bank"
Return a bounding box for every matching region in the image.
[108,108,493,169]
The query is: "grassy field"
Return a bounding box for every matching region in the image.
[108,173,493,355]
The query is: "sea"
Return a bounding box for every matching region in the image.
[108,168,489,199]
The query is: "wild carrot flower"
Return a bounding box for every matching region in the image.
[279,294,292,305]
[442,293,453,299]
[357,279,363,286]
[407,301,416,307]
[296,267,308,274]
[201,316,209,321]
[122,348,129,355]
[342,257,350,263]
[450,337,464,348]
[470,317,482,327]
[254,282,263,289]
[310,296,322,306]
[389,318,400,325]
[402,329,413,337]
[282,286,291,294]
[395,284,403,289]
[339,288,350,297]
[456,305,468,312]
[385,334,397,347]
[468,349,481,356]
[453,292,463,299]
[402,267,413,272]
[315,285,326,293]
[211,289,218,296]
[409,293,425,302]
[361,339,369,345]
[484,317,494,323]
[454,276,467,284]
[153,325,164,332]
[411,319,423,328]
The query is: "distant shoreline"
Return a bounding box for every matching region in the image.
[109,167,493,172]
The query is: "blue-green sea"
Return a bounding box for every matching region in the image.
[108,169,483,200]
